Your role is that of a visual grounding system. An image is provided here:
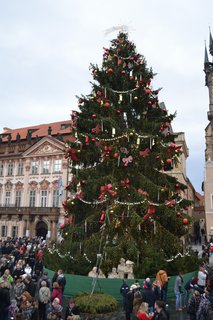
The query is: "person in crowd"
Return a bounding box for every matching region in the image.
[137,302,153,320]
[142,278,156,314]
[14,277,26,307]
[51,282,62,305]
[38,280,51,320]
[24,263,32,276]
[13,264,24,280]
[156,270,169,303]
[153,300,169,320]
[55,270,66,293]
[8,299,19,320]
[64,297,80,320]
[187,289,201,320]
[39,271,51,289]
[0,268,14,285]
[120,280,129,313]
[47,297,63,320]
[197,265,208,292]
[24,275,36,298]
[34,258,43,280]
[0,279,11,320]
[125,284,136,320]
[183,276,197,308]
[174,271,183,312]
[196,271,213,320]
[132,290,143,319]
[21,297,38,320]
[152,280,161,300]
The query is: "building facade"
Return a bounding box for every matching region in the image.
[0,120,73,240]
[203,31,213,240]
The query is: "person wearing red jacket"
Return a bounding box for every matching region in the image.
[51,282,62,305]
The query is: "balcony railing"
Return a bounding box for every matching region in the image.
[0,205,60,215]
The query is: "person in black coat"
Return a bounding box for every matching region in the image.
[24,275,36,297]
[153,300,169,320]
[0,280,11,320]
[142,279,156,314]
[64,298,80,320]
[120,280,129,312]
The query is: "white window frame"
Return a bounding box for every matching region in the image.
[43,160,50,174]
[15,190,22,207]
[29,190,36,207]
[17,162,23,175]
[31,161,39,175]
[41,190,48,207]
[53,189,60,207]
[54,159,62,173]
[5,191,11,206]
[0,163,4,176]
[7,163,13,176]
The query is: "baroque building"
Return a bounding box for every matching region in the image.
[204,31,213,240]
[0,120,73,240]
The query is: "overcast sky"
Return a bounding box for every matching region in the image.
[0,0,212,193]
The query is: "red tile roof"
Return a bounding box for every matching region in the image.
[195,192,204,205]
[1,120,72,142]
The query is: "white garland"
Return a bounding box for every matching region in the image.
[166,251,191,262]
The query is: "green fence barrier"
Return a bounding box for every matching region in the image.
[45,268,197,302]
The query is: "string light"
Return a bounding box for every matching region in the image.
[166,251,191,263]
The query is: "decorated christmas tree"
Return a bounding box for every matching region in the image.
[47,33,192,277]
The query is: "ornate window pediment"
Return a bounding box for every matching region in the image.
[29,180,38,190]
[5,180,13,190]
[15,181,24,190]
[39,179,50,190]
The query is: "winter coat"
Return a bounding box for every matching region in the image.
[39,286,51,304]
[153,309,169,320]
[196,292,213,320]
[187,294,201,316]
[51,287,62,305]
[65,304,80,319]
[0,287,10,310]
[142,287,156,307]
[14,282,26,302]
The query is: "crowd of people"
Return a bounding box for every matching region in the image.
[1,236,213,320]
[0,237,80,320]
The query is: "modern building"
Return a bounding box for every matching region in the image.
[203,31,213,240]
[0,120,73,240]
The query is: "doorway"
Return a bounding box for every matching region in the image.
[36,220,48,239]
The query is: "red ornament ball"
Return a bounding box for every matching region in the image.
[166,158,172,164]
[107,68,113,73]
[156,155,160,160]
[176,212,181,217]
[182,218,188,225]
[121,70,126,74]
[113,153,119,158]
[91,114,97,118]
[145,89,151,94]
[60,224,65,229]
[148,101,152,105]
[104,102,110,107]
[91,138,95,142]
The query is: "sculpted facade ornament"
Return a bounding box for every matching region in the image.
[52,180,59,190]
[15,181,24,190]
[39,179,50,190]
[28,180,38,190]
[5,180,13,191]
[33,142,61,155]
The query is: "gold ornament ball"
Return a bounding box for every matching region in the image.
[110,209,114,214]
[129,132,134,136]
[134,96,138,100]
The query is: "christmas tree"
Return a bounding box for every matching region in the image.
[49,33,192,277]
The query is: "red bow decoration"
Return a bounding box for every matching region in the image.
[139,148,150,157]
[70,149,79,161]
[121,178,130,189]
[122,155,133,167]
[169,142,182,151]
[143,207,155,221]
[165,199,176,207]
[75,191,84,199]
[138,188,149,197]
[101,146,113,158]
[99,184,117,200]
[92,124,101,134]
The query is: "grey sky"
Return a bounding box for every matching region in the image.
[0,0,212,192]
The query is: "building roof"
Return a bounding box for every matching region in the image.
[195,192,204,205]
[0,120,72,142]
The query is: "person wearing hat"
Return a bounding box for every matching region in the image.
[142,278,156,314]
[125,284,137,320]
